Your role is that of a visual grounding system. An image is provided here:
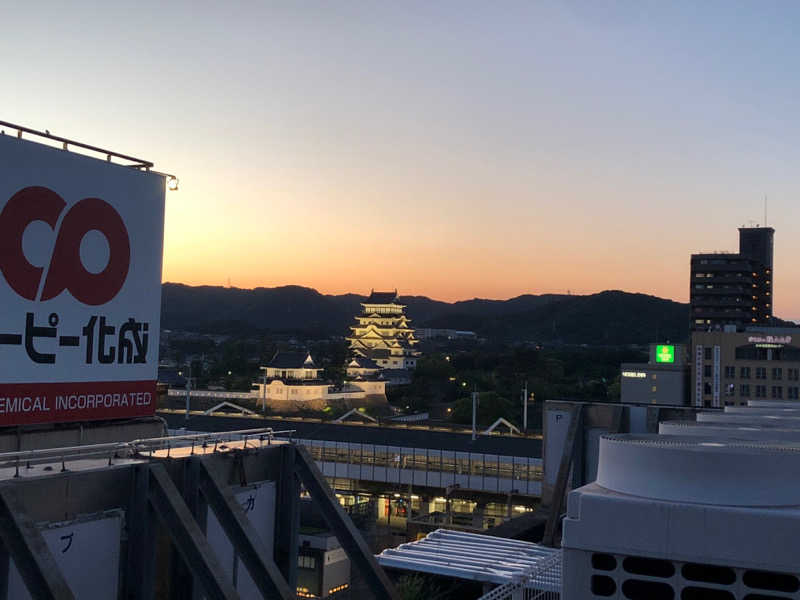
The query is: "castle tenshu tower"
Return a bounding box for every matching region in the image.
[347,290,420,370]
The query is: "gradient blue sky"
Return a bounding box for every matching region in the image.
[3,1,799,316]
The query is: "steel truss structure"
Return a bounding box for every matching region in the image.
[0,429,398,599]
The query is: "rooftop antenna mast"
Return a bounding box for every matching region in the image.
[764,194,768,227]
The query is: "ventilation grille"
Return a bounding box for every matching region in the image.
[584,551,800,599]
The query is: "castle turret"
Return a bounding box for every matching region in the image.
[346,290,420,370]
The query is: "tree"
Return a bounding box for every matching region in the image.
[396,574,443,600]
[451,391,516,427]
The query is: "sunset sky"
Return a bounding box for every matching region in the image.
[4,2,800,317]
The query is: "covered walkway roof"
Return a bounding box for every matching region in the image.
[376,529,560,591]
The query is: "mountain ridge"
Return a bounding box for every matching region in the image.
[161,282,718,344]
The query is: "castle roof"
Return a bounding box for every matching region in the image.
[266,351,316,369]
[364,290,400,304]
[348,356,380,369]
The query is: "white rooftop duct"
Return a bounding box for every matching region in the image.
[596,434,800,506]
[697,412,800,425]
[659,419,800,442]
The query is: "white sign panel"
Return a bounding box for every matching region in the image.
[8,513,122,600]
[544,409,571,487]
[713,345,721,408]
[695,345,704,407]
[206,481,277,599]
[0,135,165,425]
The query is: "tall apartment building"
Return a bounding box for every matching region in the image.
[690,226,774,331]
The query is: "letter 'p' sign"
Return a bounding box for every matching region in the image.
[0,186,130,306]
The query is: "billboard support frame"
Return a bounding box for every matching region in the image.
[0,120,177,183]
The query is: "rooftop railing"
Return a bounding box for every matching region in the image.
[0,427,296,476]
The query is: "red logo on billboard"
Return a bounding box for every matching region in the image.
[0,186,130,306]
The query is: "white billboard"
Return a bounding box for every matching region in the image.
[0,134,165,425]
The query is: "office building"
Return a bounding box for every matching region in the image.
[690,226,774,331]
[690,327,800,408]
[620,343,689,406]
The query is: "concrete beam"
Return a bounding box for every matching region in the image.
[0,485,74,600]
[147,463,239,600]
[194,457,293,599]
[274,445,299,591]
[294,445,399,600]
[542,403,583,546]
[124,464,156,600]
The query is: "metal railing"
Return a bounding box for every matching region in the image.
[0,119,177,183]
[167,389,256,400]
[477,551,562,600]
[158,407,545,440]
[0,428,296,476]
[0,119,153,169]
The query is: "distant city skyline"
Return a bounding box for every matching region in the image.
[4,2,800,316]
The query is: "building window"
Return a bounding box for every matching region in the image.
[724,366,735,379]
[724,383,735,397]
[298,555,317,569]
[789,387,799,400]
[756,367,767,380]
[772,386,783,399]
[772,367,783,380]
[704,347,713,360]
[789,368,800,381]
[740,384,750,397]
[704,365,712,377]
[704,383,712,395]
[740,366,751,379]
[756,385,766,398]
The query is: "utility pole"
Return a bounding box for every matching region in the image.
[471,387,478,441]
[522,381,528,433]
[184,363,191,421]
[260,366,268,413]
